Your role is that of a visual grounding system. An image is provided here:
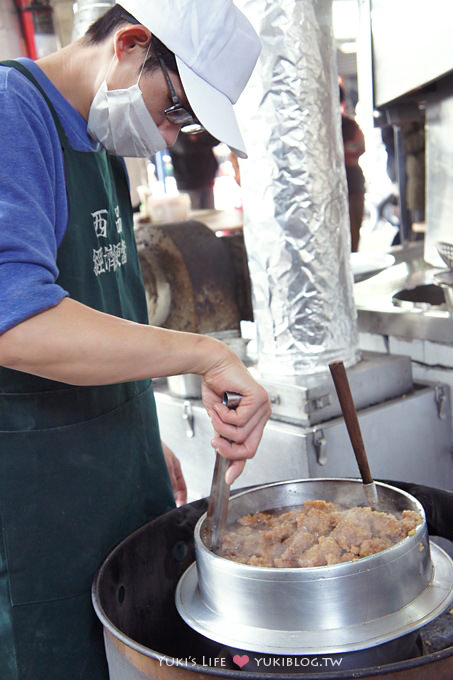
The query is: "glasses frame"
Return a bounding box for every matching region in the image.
[157,55,204,134]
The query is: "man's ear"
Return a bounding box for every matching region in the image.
[114,25,152,61]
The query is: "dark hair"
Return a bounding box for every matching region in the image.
[83,3,178,75]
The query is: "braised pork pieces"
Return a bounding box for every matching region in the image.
[219,500,423,567]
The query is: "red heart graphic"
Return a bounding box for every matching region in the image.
[233,654,249,668]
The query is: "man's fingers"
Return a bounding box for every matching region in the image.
[225,459,246,486]
[210,400,271,448]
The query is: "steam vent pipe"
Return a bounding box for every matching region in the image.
[236,0,359,377]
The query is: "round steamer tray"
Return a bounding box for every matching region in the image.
[175,541,453,655]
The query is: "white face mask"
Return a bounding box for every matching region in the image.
[87,55,167,158]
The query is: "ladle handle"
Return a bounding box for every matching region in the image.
[328,360,373,486]
[205,392,242,551]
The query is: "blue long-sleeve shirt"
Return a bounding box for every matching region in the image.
[0,58,99,334]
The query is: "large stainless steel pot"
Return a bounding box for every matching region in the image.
[92,480,453,679]
[176,479,453,655]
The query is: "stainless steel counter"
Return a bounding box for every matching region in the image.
[354,243,453,344]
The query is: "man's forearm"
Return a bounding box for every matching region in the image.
[0,297,272,479]
[0,297,230,386]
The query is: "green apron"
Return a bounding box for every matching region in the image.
[0,61,175,680]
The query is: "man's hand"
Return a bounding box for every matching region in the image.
[162,442,187,507]
[200,355,272,485]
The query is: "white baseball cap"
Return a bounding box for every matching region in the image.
[118,0,261,158]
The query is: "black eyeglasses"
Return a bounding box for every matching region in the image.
[157,55,204,134]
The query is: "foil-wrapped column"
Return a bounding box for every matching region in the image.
[236,0,359,377]
[71,0,114,40]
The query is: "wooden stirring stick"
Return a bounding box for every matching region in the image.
[329,360,379,508]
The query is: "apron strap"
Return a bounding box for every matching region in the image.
[1,59,71,149]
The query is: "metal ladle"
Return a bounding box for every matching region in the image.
[204,391,242,551]
[329,360,379,508]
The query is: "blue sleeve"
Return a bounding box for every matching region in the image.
[0,66,69,335]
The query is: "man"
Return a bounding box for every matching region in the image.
[0,2,270,678]
[169,130,220,209]
[339,84,366,252]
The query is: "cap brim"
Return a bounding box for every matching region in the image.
[176,56,248,159]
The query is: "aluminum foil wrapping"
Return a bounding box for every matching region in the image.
[71,0,114,40]
[236,0,359,377]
